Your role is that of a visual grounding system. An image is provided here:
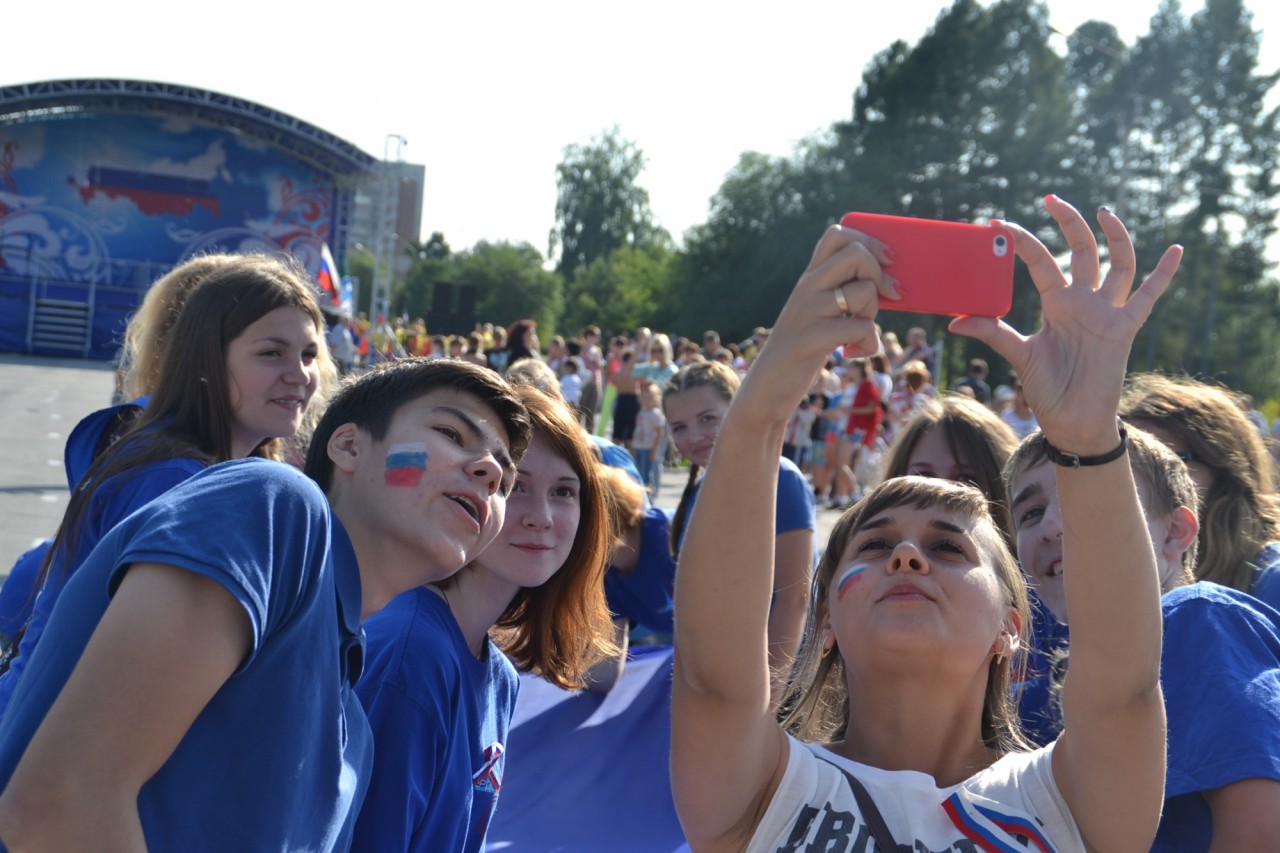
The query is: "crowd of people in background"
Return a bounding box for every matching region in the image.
[0,198,1278,851]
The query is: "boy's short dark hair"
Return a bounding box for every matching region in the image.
[304,358,531,493]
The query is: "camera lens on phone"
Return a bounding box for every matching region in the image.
[993,234,1009,257]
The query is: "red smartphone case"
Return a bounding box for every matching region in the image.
[839,212,1015,318]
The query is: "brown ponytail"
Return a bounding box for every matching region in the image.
[669,463,701,556]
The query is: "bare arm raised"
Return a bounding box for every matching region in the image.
[952,195,1183,851]
[670,225,896,850]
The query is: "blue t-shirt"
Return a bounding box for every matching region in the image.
[0,542,49,644]
[1250,542,1280,611]
[353,586,519,853]
[1014,592,1070,748]
[0,454,206,717]
[631,360,679,386]
[0,459,371,852]
[1154,582,1280,851]
[604,506,678,636]
[590,435,651,509]
[677,456,816,550]
[61,398,147,491]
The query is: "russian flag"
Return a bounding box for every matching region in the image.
[317,243,342,308]
[942,790,1058,853]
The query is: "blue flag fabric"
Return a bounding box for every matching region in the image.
[487,645,690,852]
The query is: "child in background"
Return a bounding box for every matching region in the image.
[559,358,583,408]
[664,361,815,678]
[809,393,839,503]
[632,381,666,495]
[783,396,817,471]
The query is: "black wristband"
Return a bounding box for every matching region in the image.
[1040,420,1128,468]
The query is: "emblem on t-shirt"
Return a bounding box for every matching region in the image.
[473,741,505,794]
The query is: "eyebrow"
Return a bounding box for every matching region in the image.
[437,405,515,480]
[1010,480,1045,509]
[859,515,970,535]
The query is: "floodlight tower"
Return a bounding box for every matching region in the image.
[372,133,407,319]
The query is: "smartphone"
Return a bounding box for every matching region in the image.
[839,212,1015,318]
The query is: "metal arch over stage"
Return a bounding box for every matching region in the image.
[0,79,376,177]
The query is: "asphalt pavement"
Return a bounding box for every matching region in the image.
[0,355,117,577]
[0,355,840,585]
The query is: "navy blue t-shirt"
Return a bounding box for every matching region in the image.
[0,459,371,852]
[1154,582,1280,850]
[677,456,816,549]
[353,586,518,853]
[1250,542,1280,611]
[605,506,678,636]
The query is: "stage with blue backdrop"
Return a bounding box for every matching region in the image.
[0,80,374,360]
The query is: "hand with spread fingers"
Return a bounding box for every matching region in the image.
[950,195,1183,454]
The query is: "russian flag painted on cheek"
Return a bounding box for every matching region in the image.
[385,443,428,487]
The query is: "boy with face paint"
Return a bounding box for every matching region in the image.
[1006,425,1280,851]
[0,359,531,852]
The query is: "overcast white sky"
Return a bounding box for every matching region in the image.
[6,0,1278,255]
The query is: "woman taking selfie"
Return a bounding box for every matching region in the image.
[670,196,1183,850]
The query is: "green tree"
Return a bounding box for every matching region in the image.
[391,238,452,323]
[564,245,676,335]
[551,127,666,282]
[420,231,451,260]
[1070,0,1280,398]
[836,0,1076,384]
[669,0,1078,382]
[456,241,565,340]
[670,144,837,341]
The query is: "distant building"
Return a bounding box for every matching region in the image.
[347,159,425,282]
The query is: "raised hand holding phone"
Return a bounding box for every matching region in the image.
[739,224,900,423]
[840,212,1015,317]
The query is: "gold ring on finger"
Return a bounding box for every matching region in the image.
[834,285,851,317]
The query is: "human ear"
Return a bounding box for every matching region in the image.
[993,609,1023,659]
[817,605,837,655]
[1160,506,1200,563]
[326,423,365,475]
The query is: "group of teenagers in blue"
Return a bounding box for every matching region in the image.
[0,195,1275,852]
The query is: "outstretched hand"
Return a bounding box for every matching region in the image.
[950,195,1182,452]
